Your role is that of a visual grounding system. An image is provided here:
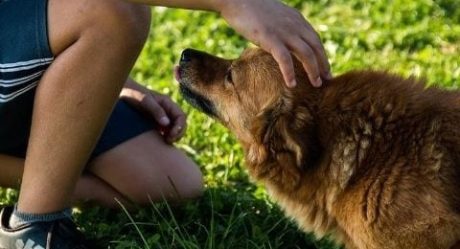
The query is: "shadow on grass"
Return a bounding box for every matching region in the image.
[75,186,341,249]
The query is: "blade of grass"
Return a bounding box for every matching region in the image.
[115,198,152,249]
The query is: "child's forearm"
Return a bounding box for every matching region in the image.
[125,0,225,12]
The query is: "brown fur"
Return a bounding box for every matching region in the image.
[177,48,460,249]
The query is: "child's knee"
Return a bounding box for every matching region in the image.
[86,0,151,51]
[99,1,151,48]
[48,0,151,55]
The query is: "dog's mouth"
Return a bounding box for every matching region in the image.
[174,65,182,82]
[175,65,217,118]
[179,84,217,118]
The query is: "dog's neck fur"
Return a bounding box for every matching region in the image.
[240,76,345,239]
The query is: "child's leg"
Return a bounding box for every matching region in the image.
[88,130,204,205]
[0,88,203,209]
[17,0,151,214]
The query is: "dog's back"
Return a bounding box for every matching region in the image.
[316,71,460,249]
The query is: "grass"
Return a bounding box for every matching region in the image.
[1,0,459,248]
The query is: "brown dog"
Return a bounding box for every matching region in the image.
[175,48,460,249]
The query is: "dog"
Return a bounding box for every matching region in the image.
[175,47,460,249]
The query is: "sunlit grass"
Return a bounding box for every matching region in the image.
[1,0,458,248]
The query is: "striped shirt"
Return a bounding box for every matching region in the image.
[0,0,54,156]
[0,58,53,103]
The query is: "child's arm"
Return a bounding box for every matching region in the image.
[125,0,221,11]
[125,0,332,88]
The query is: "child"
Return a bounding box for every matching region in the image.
[0,0,330,247]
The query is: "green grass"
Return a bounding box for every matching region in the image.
[1,0,459,248]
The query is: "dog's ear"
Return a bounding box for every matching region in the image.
[247,95,320,188]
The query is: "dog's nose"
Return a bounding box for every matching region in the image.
[180,49,193,62]
[180,49,201,62]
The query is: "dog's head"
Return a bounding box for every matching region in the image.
[176,48,321,175]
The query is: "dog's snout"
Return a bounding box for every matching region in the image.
[180,48,204,63]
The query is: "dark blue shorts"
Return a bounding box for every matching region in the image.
[0,0,154,159]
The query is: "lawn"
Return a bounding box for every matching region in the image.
[1,0,459,248]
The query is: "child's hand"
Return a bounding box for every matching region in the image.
[120,79,187,144]
[218,0,332,88]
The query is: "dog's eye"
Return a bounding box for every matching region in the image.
[225,68,234,85]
